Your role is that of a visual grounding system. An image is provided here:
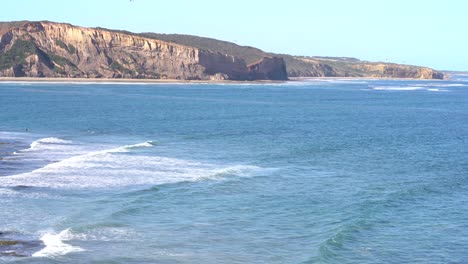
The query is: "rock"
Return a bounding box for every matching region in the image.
[289,57,444,79]
[11,185,32,191]
[248,57,288,80]
[0,22,288,81]
[0,231,44,257]
[0,241,19,246]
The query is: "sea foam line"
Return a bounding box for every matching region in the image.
[372,86,423,91]
[28,137,73,150]
[371,86,451,92]
[0,141,265,189]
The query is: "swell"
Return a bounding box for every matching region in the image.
[308,182,446,263]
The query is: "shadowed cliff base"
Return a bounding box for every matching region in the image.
[0,21,443,80]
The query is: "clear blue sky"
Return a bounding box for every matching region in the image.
[2,0,467,70]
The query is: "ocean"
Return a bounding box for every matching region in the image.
[0,77,467,263]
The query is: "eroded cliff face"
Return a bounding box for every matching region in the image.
[291,57,444,79]
[380,65,444,79]
[0,21,442,80]
[0,22,288,80]
[248,57,288,80]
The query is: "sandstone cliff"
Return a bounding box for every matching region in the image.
[247,57,288,80]
[145,34,444,80]
[0,21,288,80]
[291,57,444,79]
[0,21,444,80]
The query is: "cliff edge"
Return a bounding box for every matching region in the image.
[0,21,443,80]
[0,21,288,80]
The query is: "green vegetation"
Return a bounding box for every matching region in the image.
[138,33,358,76]
[68,44,76,54]
[0,39,37,70]
[0,21,29,36]
[55,39,76,54]
[49,53,73,67]
[140,33,265,65]
[0,23,442,79]
[100,26,442,78]
[55,39,67,50]
[110,61,133,75]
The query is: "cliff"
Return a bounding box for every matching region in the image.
[290,56,444,79]
[248,57,288,80]
[0,21,288,80]
[146,34,444,80]
[0,21,443,80]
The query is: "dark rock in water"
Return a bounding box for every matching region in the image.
[0,232,44,257]
[0,241,19,246]
[11,185,32,191]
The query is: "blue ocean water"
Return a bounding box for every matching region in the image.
[0,76,467,263]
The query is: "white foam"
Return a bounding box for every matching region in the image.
[0,131,30,140]
[0,141,265,189]
[105,141,156,153]
[0,188,57,199]
[28,137,72,150]
[427,88,449,92]
[61,227,138,242]
[211,165,266,177]
[9,137,85,164]
[436,83,465,87]
[414,83,465,88]
[372,86,423,91]
[32,229,84,258]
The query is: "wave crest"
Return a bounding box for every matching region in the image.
[26,137,73,151]
[0,141,266,189]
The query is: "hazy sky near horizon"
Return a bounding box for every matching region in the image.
[2,0,467,70]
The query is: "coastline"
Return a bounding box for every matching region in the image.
[0,77,288,84]
[0,76,448,84]
[290,76,449,81]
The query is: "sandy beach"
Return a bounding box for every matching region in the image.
[0,77,288,84]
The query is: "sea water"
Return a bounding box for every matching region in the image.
[0,77,467,263]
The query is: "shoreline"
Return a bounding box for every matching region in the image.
[0,76,449,84]
[290,76,449,81]
[0,77,288,84]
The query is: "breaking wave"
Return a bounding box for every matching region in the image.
[32,229,84,258]
[371,85,450,92]
[21,137,73,152]
[0,141,265,189]
[372,86,423,91]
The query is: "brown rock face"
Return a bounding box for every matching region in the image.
[382,65,444,79]
[248,57,288,80]
[0,22,288,80]
[198,50,249,80]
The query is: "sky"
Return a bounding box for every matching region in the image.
[1,0,467,70]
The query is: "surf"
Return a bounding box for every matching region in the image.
[0,140,266,190]
[32,229,84,258]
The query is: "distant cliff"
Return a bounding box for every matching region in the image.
[288,56,444,79]
[0,21,287,80]
[144,33,444,80]
[0,21,443,80]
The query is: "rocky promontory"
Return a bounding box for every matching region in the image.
[0,21,287,80]
[0,21,444,80]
